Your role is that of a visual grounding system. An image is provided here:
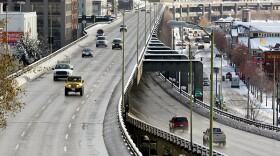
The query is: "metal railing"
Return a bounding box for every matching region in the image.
[157,73,280,133]
[127,115,226,156]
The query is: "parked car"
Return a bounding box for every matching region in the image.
[169,116,189,132]
[120,25,127,32]
[203,128,226,147]
[96,36,108,47]
[82,48,93,57]
[112,38,122,49]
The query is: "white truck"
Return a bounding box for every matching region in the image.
[52,60,73,81]
[203,128,226,147]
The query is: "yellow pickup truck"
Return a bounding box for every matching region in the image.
[65,76,84,96]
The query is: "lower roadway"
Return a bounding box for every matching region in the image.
[130,72,280,156]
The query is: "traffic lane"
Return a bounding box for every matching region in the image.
[0,28,121,155]
[0,10,151,154]
[129,72,280,156]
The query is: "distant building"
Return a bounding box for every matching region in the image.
[0,4,37,51]
[231,20,280,57]
[0,0,78,52]
[78,0,93,16]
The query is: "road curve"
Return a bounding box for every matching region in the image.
[0,11,152,156]
[130,72,280,156]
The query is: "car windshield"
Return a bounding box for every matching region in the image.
[83,48,91,52]
[113,39,121,43]
[97,36,106,40]
[68,77,81,82]
[174,117,188,122]
[55,64,70,69]
[213,128,222,133]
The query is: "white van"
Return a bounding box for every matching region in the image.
[231,76,240,88]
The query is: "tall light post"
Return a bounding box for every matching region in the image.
[17,1,25,12]
[149,2,152,33]
[120,10,125,119]
[134,2,140,65]
[184,21,214,155]
[144,0,147,45]
[5,1,8,54]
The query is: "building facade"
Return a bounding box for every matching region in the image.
[78,0,93,16]
[0,11,37,43]
[1,0,78,52]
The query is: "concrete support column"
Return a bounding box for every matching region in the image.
[173,5,176,20]
[202,4,205,16]
[187,5,190,21]
[180,5,183,21]
[257,3,260,12]
[220,4,223,18]
[246,3,249,9]
[208,4,212,21]
[271,3,274,12]
[234,3,238,18]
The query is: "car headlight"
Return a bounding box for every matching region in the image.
[67,84,71,88]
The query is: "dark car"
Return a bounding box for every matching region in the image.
[112,38,122,49]
[169,116,189,132]
[120,25,127,32]
[82,48,93,57]
[96,29,105,37]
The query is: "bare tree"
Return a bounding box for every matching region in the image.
[0,19,24,129]
[213,30,228,54]
[13,33,50,66]
[197,16,211,27]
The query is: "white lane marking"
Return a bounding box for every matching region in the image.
[90,89,93,92]
[105,71,107,74]
[61,88,63,91]
[15,144,19,150]
[76,107,80,112]
[65,134,68,139]
[86,95,89,98]
[35,114,39,117]
[48,100,52,103]
[21,132,25,137]
[42,105,46,110]
[68,123,72,128]
[72,115,76,120]
[64,146,67,152]
[28,122,32,127]
[81,101,85,104]
[109,65,112,68]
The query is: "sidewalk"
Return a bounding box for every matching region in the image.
[172,27,276,125]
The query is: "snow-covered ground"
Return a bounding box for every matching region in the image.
[173,28,278,126]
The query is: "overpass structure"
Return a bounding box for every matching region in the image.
[168,1,280,20]
[4,3,280,156]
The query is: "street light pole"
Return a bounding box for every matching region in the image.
[137,3,139,65]
[209,31,214,155]
[122,10,125,120]
[5,2,8,54]
[188,40,193,150]
[273,56,276,125]
[144,0,146,45]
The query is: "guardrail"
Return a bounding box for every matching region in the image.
[120,5,225,155]
[7,23,98,80]
[157,73,280,132]
[127,115,226,156]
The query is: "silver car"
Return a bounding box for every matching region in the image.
[96,36,108,47]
